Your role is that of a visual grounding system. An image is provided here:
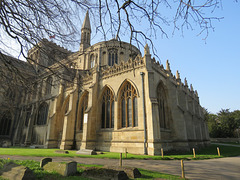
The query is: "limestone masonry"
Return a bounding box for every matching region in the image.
[0,11,210,155]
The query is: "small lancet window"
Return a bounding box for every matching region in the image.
[108,49,118,66]
[90,54,95,68]
[79,93,88,130]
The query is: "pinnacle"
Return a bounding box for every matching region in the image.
[82,10,91,31]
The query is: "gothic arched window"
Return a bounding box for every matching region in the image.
[157,83,169,129]
[101,87,114,129]
[78,92,88,130]
[0,111,11,136]
[45,77,53,95]
[120,82,138,128]
[90,54,95,68]
[37,102,49,125]
[108,49,118,66]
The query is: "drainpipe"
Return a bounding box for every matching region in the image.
[140,72,147,155]
[72,73,81,150]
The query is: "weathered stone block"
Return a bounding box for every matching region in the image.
[0,162,36,180]
[43,161,77,176]
[76,149,97,155]
[40,157,52,168]
[81,167,129,180]
[103,166,141,179]
[54,150,69,154]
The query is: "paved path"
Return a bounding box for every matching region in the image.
[1,155,240,179]
[212,142,240,147]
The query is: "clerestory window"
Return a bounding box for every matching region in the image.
[108,49,118,66]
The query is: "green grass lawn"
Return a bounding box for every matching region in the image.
[0,144,239,160]
[0,159,184,180]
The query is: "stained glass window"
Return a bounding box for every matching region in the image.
[120,82,138,128]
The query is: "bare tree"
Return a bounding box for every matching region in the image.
[1,0,227,55]
[0,0,231,87]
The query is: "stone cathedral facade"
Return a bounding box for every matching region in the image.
[0,12,210,155]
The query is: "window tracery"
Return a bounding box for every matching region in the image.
[37,102,48,125]
[120,82,138,128]
[108,49,118,66]
[101,87,114,129]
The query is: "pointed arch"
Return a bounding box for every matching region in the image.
[77,91,89,130]
[98,85,115,102]
[37,102,49,125]
[61,95,70,115]
[100,86,115,129]
[116,79,140,100]
[156,81,170,129]
[118,80,138,128]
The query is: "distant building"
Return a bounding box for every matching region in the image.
[0,11,210,155]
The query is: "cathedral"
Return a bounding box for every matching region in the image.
[0,11,210,155]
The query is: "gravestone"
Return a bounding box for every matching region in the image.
[76,149,97,155]
[81,167,128,180]
[40,157,52,168]
[0,162,36,180]
[43,161,77,176]
[54,150,69,154]
[104,166,141,179]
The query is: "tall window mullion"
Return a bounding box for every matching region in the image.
[120,82,138,128]
[111,102,114,128]
[122,98,126,128]
[101,88,114,129]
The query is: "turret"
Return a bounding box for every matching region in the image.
[80,11,91,52]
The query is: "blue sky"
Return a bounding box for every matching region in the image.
[3,1,239,114]
[87,1,240,114]
[149,1,240,114]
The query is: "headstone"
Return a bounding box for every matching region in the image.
[66,161,77,176]
[81,167,129,180]
[76,149,97,155]
[55,150,69,154]
[104,166,141,179]
[40,157,52,168]
[29,145,44,149]
[43,161,77,176]
[2,141,11,148]
[0,162,36,180]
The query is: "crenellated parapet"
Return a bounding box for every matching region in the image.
[100,55,145,79]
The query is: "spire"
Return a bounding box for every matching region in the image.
[82,10,91,31]
[80,11,91,52]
